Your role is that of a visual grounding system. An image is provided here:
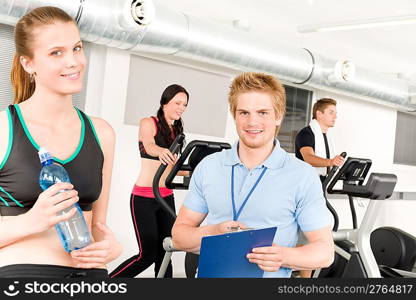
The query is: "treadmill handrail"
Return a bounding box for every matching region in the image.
[152,133,185,219]
[165,140,231,189]
[327,157,372,195]
[152,135,231,219]
[322,152,347,191]
[322,152,347,232]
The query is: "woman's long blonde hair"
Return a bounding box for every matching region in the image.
[11,6,75,104]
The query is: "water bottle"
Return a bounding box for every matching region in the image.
[38,147,91,253]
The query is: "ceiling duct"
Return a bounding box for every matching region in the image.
[0,0,414,111]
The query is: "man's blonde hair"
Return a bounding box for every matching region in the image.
[228,72,286,136]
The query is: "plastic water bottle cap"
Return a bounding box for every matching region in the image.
[38,147,53,164]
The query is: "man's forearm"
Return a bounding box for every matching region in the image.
[281,241,334,270]
[172,223,218,253]
[303,154,331,168]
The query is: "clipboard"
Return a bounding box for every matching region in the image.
[197,226,277,278]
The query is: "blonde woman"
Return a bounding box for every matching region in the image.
[0,6,121,278]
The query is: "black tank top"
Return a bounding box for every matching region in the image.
[138,116,175,160]
[0,104,104,216]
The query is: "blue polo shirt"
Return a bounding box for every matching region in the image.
[183,139,333,278]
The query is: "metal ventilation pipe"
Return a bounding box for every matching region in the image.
[134,0,413,110]
[0,0,79,26]
[0,0,153,49]
[0,0,414,110]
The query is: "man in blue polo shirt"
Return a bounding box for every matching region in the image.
[172,72,334,277]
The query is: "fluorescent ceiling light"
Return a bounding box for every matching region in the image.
[298,15,416,33]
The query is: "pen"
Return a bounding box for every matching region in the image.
[226,226,255,232]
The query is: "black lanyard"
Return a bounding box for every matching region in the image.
[231,165,267,221]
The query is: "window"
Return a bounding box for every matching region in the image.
[394,111,416,166]
[124,54,230,137]
[0,24,14,110]
[278,85,312,152]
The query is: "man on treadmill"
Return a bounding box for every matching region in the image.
[295,98,344,183]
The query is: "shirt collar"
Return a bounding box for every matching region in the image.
[224,139,286,170]
[224,141,242,166]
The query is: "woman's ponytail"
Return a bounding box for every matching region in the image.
[11,54,35,104]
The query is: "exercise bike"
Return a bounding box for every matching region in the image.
[316,154,416,278]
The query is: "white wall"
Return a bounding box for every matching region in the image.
[84,45,416,277]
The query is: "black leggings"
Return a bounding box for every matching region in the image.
[109,194,175,278]
[0,264,108,278]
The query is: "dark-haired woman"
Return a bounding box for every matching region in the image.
[110,84,189,278]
